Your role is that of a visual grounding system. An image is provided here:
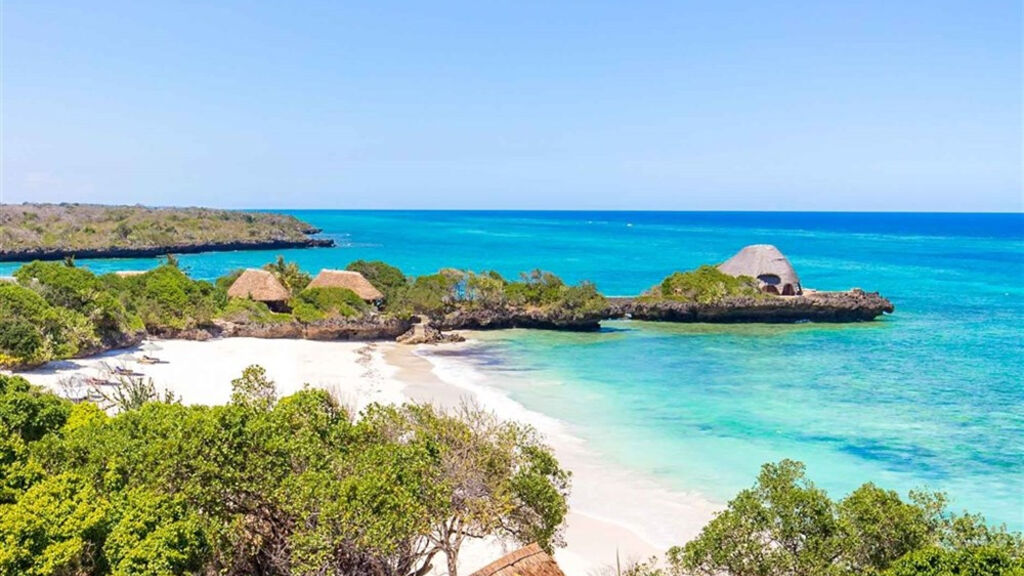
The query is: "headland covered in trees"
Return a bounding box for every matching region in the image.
[0,203,334,262]
[0,253,892,370]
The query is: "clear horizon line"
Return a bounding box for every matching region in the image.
[5,201,1021,215]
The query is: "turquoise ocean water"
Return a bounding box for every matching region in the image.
[4,211,1022,528]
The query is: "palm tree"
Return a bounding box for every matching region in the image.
[264,256,311,295]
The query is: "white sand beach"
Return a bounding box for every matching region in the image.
[12,337,719,575]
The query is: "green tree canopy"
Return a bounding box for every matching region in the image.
[667,460,1023,576]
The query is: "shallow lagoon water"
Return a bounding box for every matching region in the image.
[6,211,1021,527]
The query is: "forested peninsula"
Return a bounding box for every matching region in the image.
[0,256,896,370]
[0,204,333,262]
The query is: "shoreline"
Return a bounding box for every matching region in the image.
[391,344,719,556]
[0,237,335,263]
[8,336,719,575]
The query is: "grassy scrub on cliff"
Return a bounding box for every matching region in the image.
[0,203,324,258]
[0,370,570,576]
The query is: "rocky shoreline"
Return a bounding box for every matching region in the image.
[146,289,892,348]
[608,289,895,324]
[5,283,893,371]
[0,237,335,263]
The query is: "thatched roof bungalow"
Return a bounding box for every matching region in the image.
[718,244,802,296]
[469,543,566,576]
[307,269,384,302]
[227,268,291,309]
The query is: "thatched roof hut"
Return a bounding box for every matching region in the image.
[469,543,566,576]
[227,268,291,303]
[307,269,384,301]
[718,244,802,295]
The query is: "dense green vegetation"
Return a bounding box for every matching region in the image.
[3,370,1018,576]
[620,460,1022,576]
[264,256,312,295]
[381,268,607,320]
[0,258,606,368]
[645,265,765,304]
[218,298,293,325]
[291,287,368,322]
[346,260,408,303]
[0,260,222,368]
[0,371,570,576]
[0,203,325,257]
[0,283,96,367]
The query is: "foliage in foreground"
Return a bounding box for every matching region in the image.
[0,371,570,576]
[655,460,1023,576]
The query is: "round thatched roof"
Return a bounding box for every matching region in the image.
[718,244,802,294]
[307,269,384,301]
[469,543,565,576]
[227,268,291,302]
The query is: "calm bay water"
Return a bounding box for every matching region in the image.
[5,211,1022,527]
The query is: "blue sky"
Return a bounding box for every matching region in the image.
[3,1,1021,211]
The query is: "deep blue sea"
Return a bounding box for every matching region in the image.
[5,211,1022,528]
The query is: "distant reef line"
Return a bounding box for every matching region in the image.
[0,237,335,263]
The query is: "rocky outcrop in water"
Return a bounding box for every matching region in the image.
[432,306,604,332]
[40,290,891,371]
[608,289,894,323]
[396,319,466,345]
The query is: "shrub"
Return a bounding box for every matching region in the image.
[214,268,244,295]
[0,322,44,363]
[291,300,325,323]
[346,260,407,302]
[218,298,292,325]
[654,265,763,304]
[0,284,95,367]
[119,265,219,331]
[13,261,100,310]
[264,256,311,295]
[504,269,566,307]
[294,287,367,319]
[666,460,1024,576]
[0,374,72,443]
[388,272,461,316]
[465,271,506,308]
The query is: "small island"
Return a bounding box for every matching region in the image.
[0,203,334,262]
[612,245,895,323]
